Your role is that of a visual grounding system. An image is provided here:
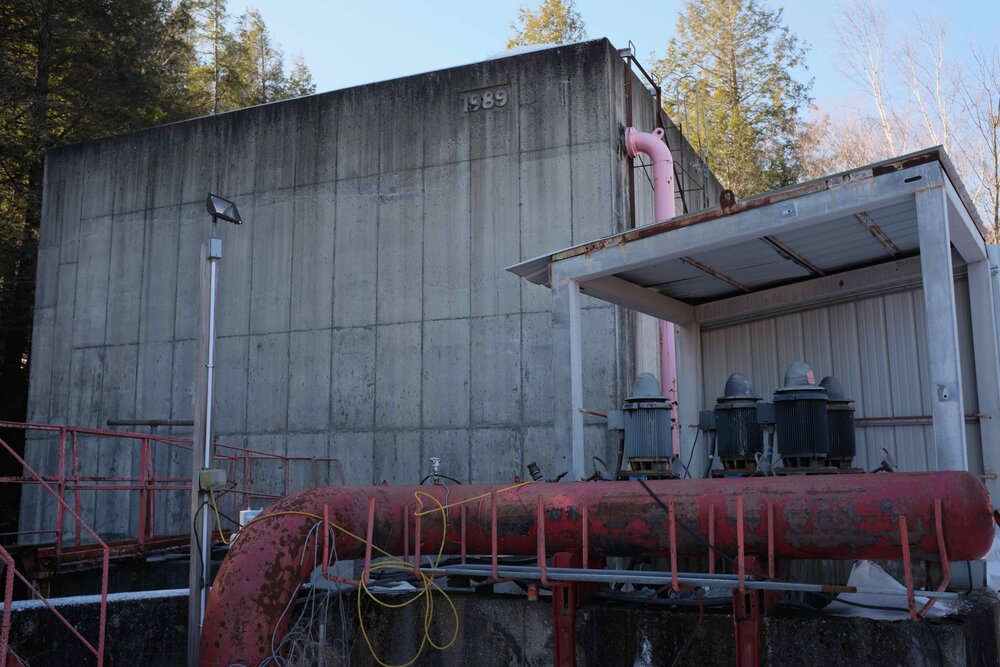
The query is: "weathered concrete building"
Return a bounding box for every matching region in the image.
[16,38,1000,667]
[23,39,719,537]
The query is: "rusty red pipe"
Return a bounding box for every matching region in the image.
[200,471,993,666]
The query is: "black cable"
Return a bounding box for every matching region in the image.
[614,431,625,481]
[207,497,242,528]
[190,499,241,573]
[419,474,463,485]
[192,502,207,591]
[680,427,700,479]
[636,478,740,571]
[597,588,730,608]
[707,430,718,478]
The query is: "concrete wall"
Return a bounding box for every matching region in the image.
[9,590,997,666]
[24,39,715,539]
[346,592,999,667]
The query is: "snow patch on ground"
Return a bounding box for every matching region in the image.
[824,561,956,620]
[10,588,188,611]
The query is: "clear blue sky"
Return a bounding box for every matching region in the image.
[229,0,997,111]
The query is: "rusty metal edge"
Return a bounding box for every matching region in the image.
[508,147,985,287]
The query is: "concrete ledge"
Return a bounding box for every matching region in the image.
[6,590,187,666]
[6,589,997,665]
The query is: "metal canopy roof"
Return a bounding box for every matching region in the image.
[508,145,1000,492]
[508,147,984,307]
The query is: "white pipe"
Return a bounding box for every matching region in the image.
[199,249,219,627]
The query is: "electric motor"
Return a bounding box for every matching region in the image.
[773,361,829,468]
[820,375,856,468]
[623,373,672,460]
[714,373,762,470]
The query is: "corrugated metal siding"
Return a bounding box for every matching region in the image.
[700,278,981,474]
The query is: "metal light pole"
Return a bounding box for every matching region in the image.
[188,194,242,666]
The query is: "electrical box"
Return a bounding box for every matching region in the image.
[199,468,227,492]
[239,508,262,528]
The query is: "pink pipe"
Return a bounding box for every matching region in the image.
[625,127,675,221]
[625,126,681,458]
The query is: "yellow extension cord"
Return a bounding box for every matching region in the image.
[210,481,536,667]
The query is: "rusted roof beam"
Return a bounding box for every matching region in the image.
[679,256,750,292]
[761,236,825,276]
[855,212,901,257]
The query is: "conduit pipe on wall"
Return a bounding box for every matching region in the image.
[625,126,680,458]
[201,471,994,666]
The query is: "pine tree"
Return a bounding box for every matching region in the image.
[218,8,315,109]
[507,0,586,48]
[0,0,314,444]
[286,55,317,99]
[186,0,229,114]
[654,0,812,197]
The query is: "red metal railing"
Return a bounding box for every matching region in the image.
[0,421,345,558]
[0,435,109,666]
[0,420,345,665]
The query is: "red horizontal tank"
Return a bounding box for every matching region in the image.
[201,471,994,666]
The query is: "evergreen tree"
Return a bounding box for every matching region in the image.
[186,2,315,113]
[187,0,229,114]
[0,0,200,429]
[215,8,315,109]
[654,0,812,197]
[0,0,316,446]
[507,0,586,48]
[286,55,317,99]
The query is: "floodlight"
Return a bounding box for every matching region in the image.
[206,193,242,224]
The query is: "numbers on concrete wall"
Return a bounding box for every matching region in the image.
[460,86,510,113]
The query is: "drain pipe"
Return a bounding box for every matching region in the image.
[624,126,680,459]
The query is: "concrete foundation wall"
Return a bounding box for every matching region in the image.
[24,39,716,540]
[9,591,997,666]
[345,592,1000,667]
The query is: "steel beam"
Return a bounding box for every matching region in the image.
[695,255,936,329]
[854,212,901,256]
[551,276,585,481]
[680,256,750,292]
[761,235,825,276]
[676,319,703,475]
[967,257,1000,499]
[945,182,988,262]
[916,186,968,471]
[548,163,942,283]
[990,246,1000,353]
[580,275,695,325]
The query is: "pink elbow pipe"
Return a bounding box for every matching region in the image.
[625,127,676,221]
[625,126,681,459]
